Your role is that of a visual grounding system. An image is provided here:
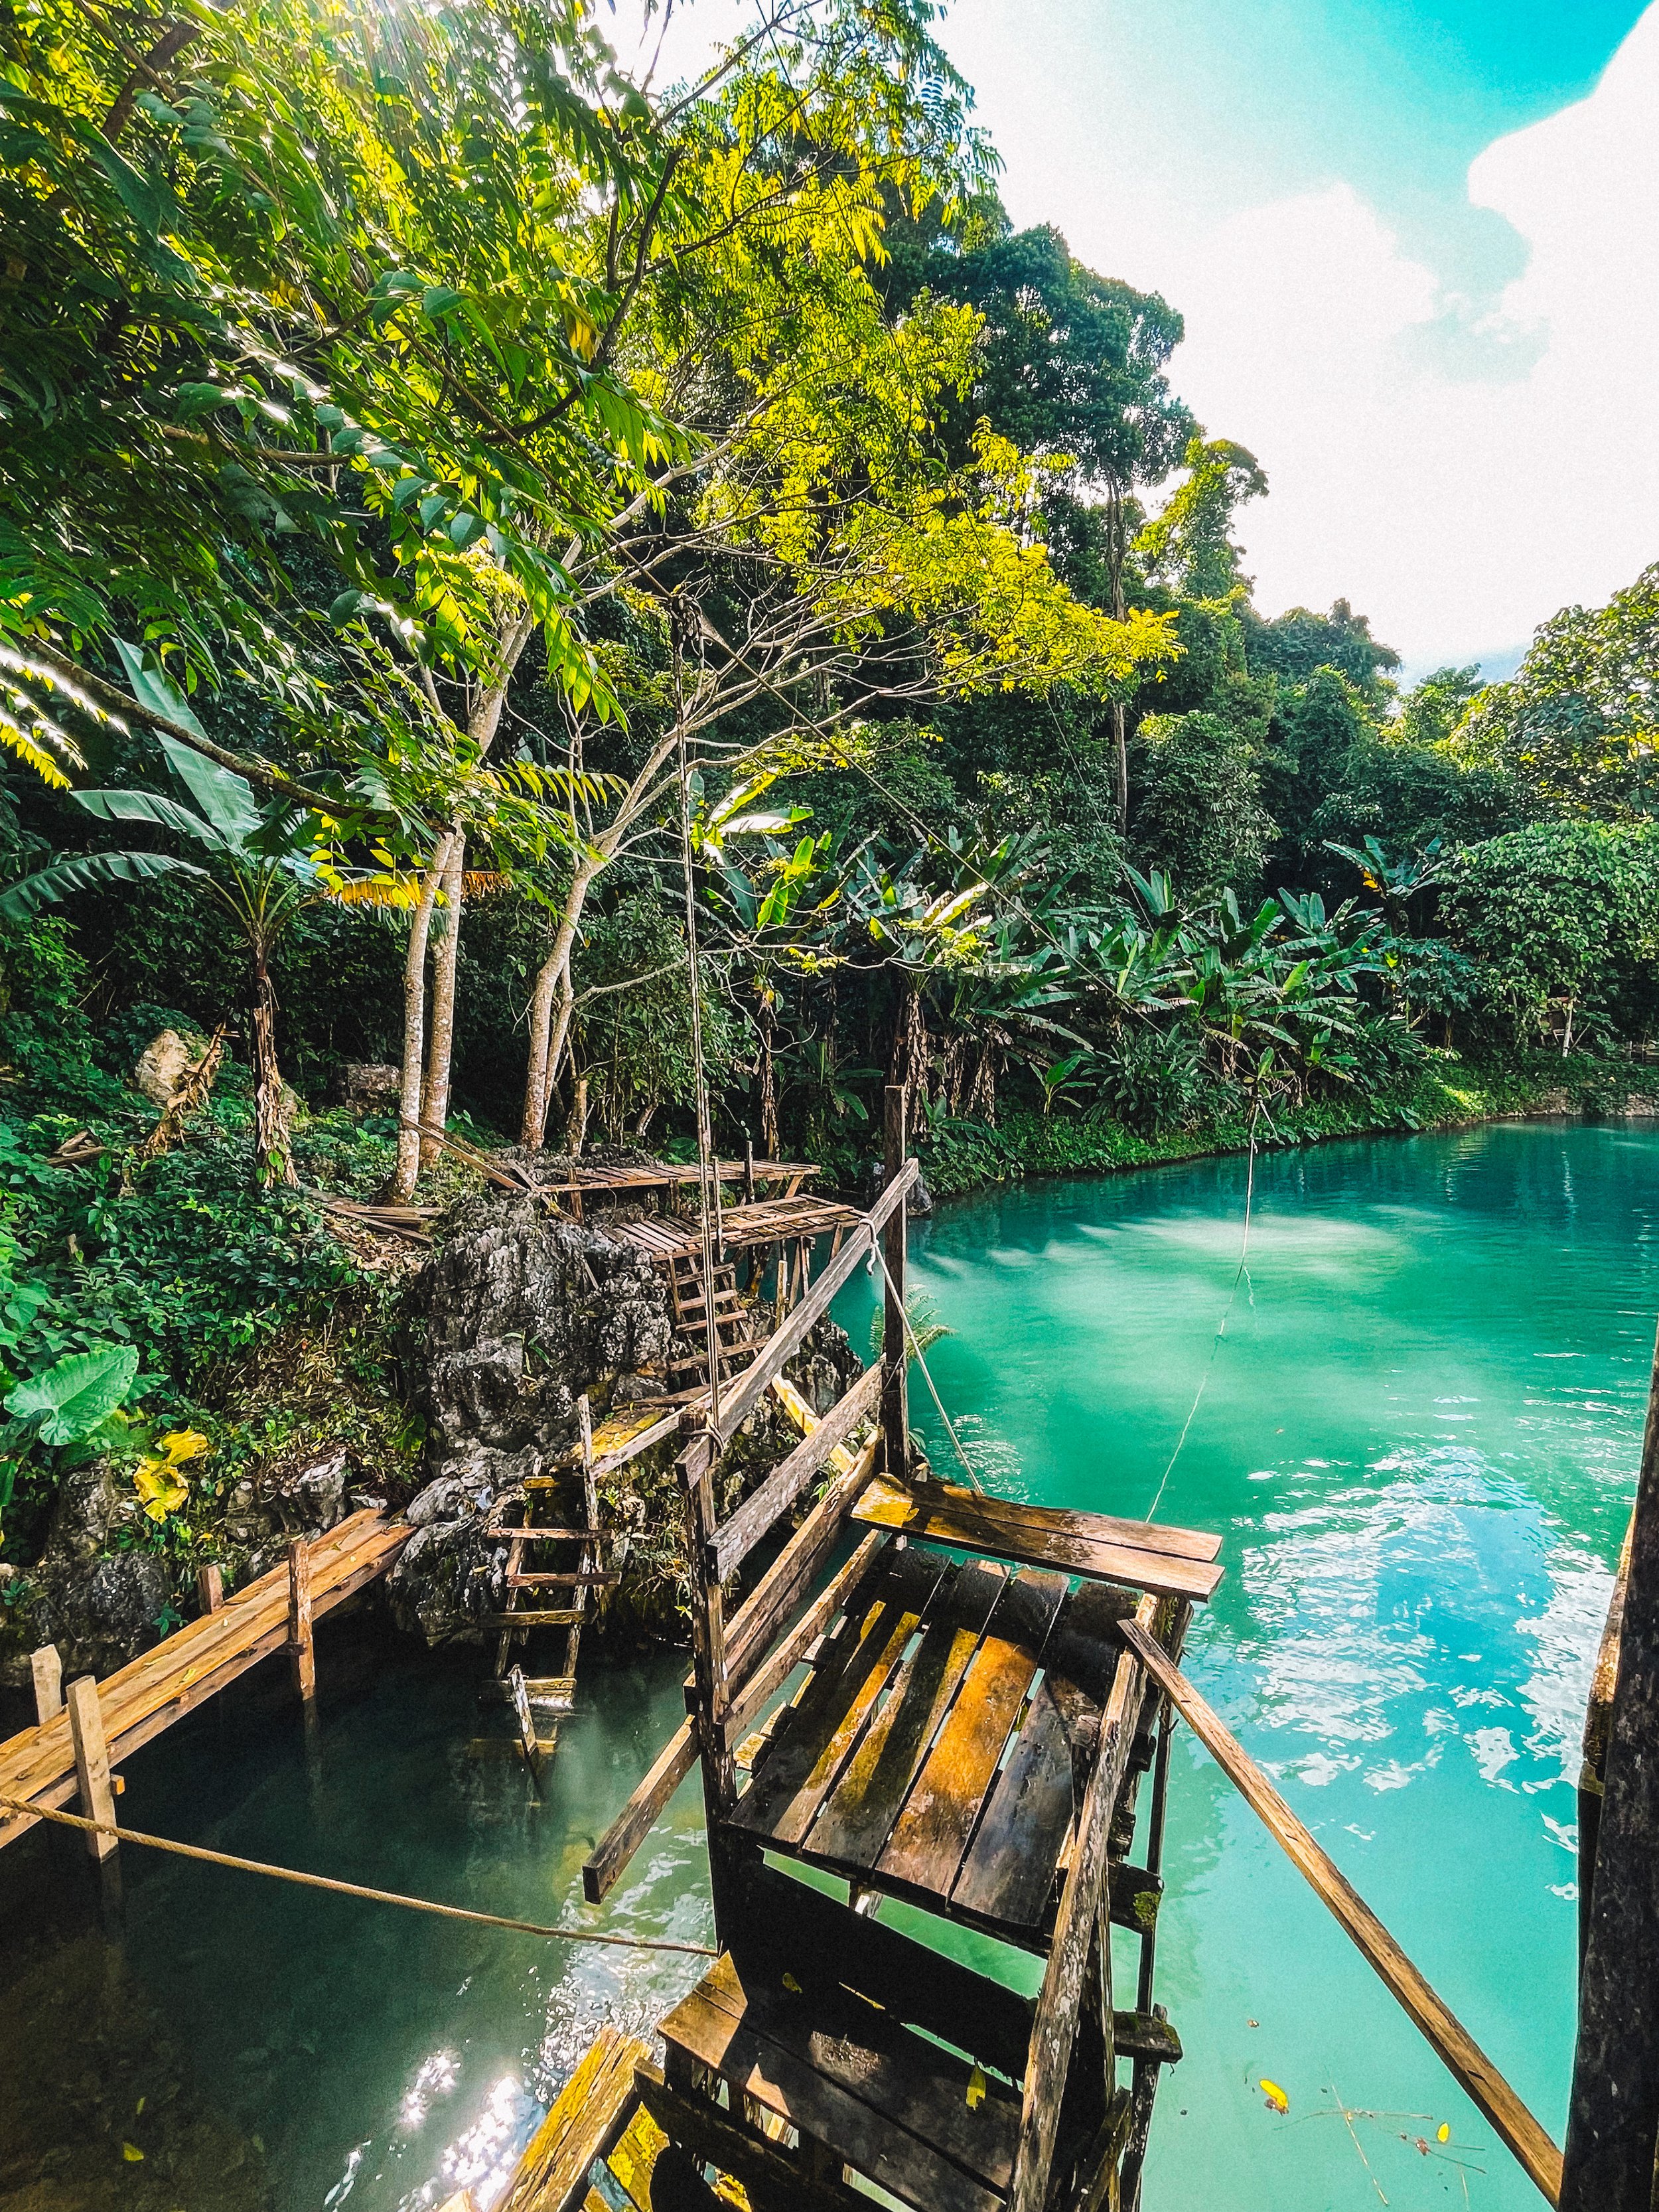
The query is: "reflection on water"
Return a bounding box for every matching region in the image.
[1,1119,1654,2211]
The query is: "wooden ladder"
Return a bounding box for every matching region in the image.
[665,1253,766,1392]
[483,1394,615,1729]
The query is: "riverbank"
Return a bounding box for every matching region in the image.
[915,1049,1659,1198]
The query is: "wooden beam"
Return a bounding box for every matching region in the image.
[287,1538,316,1706]
[881,1086,908,1479]
[1122,1618,1563,2206]
[712,1161,916,1451]
[1564,1323,1659,2212]
[722,1530,887,1751]
[65,1676,116,1864]
[709,1364,883,1582]
[30,1645,62,1728]
[196,1563,224,1615]
[1009,1595,1154,2212]
[582,1719,700,1905]
[722,1436,880,1698]
[634,2061,869,2212]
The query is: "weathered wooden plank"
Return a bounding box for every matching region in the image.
[722,1436,881,1696]
[733,1551,948,1847]
[878,1571,1068,1899]
[709,1363,883,1582]
[658,1955,1006,2212]
[722,1531,888,1752]
[853,1479,1223,1603]
[951,1670,1076,1931]
[804,1562,1006,1872]
[634,2063,869,2212]
[889,1484,1223,1566]
[712,1161,916,1451]
[288,1537,316,1704]
[880,1086,908,1479]
[581,1720,699,1905]
[66,1675,116,1863]
[496,2026,648,2212]
[30,1646,61,1727]
[1125,1619,1563,2207]
[482,1609,583,1628]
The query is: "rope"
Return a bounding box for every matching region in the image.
[0,1797,716,1957]
[1143,1095,1262,1522]
[871,1238,985,1495]
[674,710,723,1430]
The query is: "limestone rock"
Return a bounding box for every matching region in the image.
[11,1463,180,1677]
[133,1028,205,1106]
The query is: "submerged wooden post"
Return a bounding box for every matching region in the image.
[1563,1323,1659,2212]
[288,1536,316,1706]
[65,1675,116,1864]
[881,1084,908,1481]
[196,1562,224,1615]
[31,1643,62,1727]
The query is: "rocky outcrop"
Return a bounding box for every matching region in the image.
[388,1189,863,1649]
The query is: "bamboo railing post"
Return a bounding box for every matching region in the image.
[65,1675,116,1864]
[196,1562,224,1615]
[31,1644,62,1727]
[881,1086,908,1481]
[287,1537,316,1707]
[1563,1323,1659,2211]
[679,1406,742,1938]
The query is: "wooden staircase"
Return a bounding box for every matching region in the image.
[666,1252,768,1392]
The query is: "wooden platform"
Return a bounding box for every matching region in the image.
[0,1509,407,1848]
[544,1157,817,1201]
[609,1192,865,1264]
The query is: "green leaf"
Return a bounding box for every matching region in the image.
[7,1345,139,1446]
[0,850,208,921]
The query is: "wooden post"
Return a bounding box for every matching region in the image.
[679,1407,743,1939]
[288,1536,316,1706]
[196,1562,224,1615]
[31,1643,62,1727]
[743,1136,755,1205]
[1563,1324,1659,2211]
[65,1675,117,1863]
[881,1085,908,1481]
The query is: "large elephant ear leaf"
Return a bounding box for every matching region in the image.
[112,640,261,848]
[71,786,228,849]
[0,849,208,921]
[5,1344,139,1445]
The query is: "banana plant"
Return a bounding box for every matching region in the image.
[0,647,385,1185]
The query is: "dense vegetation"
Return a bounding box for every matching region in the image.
[1,0,1656,1585]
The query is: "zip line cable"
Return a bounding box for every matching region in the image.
[0,1796,716,1956]
[1142,1097,1261,1524]
[872,1236,985,1496]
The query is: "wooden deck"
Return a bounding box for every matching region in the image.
[544,1156,817,1201]
[608,1192,864,1264]
[0,1509,407,1848]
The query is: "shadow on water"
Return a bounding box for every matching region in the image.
[2,1118,1656,2210]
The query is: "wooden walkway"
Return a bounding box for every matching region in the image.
[0,1509,407,1849]
[608,1191,864,1265]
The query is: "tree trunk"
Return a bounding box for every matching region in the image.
[1114,700,1129,835]
[420,829,465,1161]
[1109,482,1130,835]
[522,855,600,1147]
[391,829,455,1200]
[250,955,296,1189]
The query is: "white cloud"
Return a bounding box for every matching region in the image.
[1139,9,1659,664]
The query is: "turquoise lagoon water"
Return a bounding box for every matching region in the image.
[1,1118,1654,2211]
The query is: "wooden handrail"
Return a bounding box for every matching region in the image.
[1121,1621,1563,2206]
[707,1364,883,1583]
[710,1160,916,1450]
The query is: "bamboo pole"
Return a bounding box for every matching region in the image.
[1121,1622,1563,2206]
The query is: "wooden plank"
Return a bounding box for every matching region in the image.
[658,1953,1006,2212]
[804,1561,1007,1872]
[484,1609,583,1628]
[1123,1619,1563,2207]
[853,1479,1223,1604]
[713,1161,916,1450]
[497,2026,649,2212]
[722,1531,888,1752]
[879,1570,1067,1898]
[601,2102,669,2212]
[740,1859,1037,2083]
[710,1364,883,1582]
[1007,1594,1156,2212]
[30,1645,61,1727]
[506,1571,620,1588]
[66,1674,116,1863]
[196,1564,224,1615]
[733,1550,948,1846]
[879,1483,1223,1567]
[951,1670,1076,1931]
[722,1436,881,1696]
[581,1720,699,1905]
[634,2063,870,2212]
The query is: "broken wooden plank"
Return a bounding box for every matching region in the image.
[496,2026,649,2212]
[709,1363,883,1582]
[581,1720,700,1905]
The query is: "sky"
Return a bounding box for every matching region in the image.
[924,0,1659,678]
[649,0,1659,681]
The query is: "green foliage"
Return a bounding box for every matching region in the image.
[1136,436,1268,602]
[6,1345,137,1445]
[1131,711,1275,897]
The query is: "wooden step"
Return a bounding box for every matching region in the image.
[486,1674,577,1711]
[485,1609,583,1628]
[506,1570,620,1589]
